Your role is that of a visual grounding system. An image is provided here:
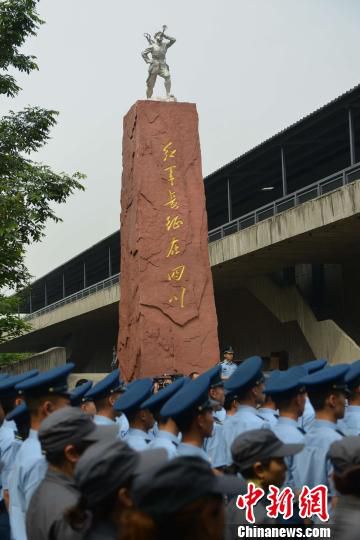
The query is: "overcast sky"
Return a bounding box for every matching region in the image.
[3,0,360,281]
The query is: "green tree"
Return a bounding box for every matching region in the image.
[0,0,85,343]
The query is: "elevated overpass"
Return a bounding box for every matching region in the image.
[4,84,360,371]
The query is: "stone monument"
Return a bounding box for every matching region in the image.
[117,30,219,380]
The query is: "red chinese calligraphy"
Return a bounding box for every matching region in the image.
[298,485,329,522]
[236,482,265,524]
[266,485,294,520]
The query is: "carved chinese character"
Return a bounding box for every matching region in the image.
[166,238,180,257]
[163,142,176,161]
[164,165,176,186]
[163,190,179,210]
[168,265,185,281]
[169,286,186,308]
[165,215,183,231]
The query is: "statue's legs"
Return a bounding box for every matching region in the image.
[164,76,171,97]
[146,73,157,98]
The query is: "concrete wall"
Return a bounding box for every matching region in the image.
[0,347,66,375]
[246,276,360,364]
[215,286,314,364]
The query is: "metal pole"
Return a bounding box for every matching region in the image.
[62,273,66,298]
[108,247,112,277]
[348,109,356,165]
[44,282,47,307]
[281,146,287,196]
[83,261,86,289]
[227,178,232,222]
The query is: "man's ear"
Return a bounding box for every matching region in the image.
[64,444,80,464]
[42,400,55,417]
[109,394,117,407]
[117,487,133,508]
[253,461,265,480]
[327,393,337,409]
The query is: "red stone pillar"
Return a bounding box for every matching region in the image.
[118,101,219,381]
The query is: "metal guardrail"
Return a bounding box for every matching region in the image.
[207,163,360,243]
[25,273,120,320]
[25,163,360,320]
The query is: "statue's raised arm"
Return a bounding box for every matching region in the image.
[142,25,176,101]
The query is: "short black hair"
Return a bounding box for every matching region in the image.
[240,459,272,480]
[308,388,343,411]
[0,396,16,415]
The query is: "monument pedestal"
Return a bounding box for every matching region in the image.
[118,100,219,380]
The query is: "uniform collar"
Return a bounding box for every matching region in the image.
[235,405,258,416]
[46,468,78,489]
[94,415,115,425]
[277,416,298,427]
[313,419,338,430]
[128,427,151,439]
[346,405,360,412]
[258,408,278,417]
[157,430,179,445]
[3,419,16,431]
[29,428,39,439]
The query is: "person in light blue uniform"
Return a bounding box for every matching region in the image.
[85,369,127,439]
[219,345,238,380]
[114,378,154,451]
[0,370,37,540]
[223,356,268,465]
[257,371,281,428]
[293,364,350,518]
[298,359,327,432]
[265,366,307,491]
[201,366,228,468]
[9,363,74,540]
[141,377,188,459]
[161,374,215,463]
[338,360,360,435]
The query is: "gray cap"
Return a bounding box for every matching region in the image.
[329,436,360,474]
[74,439,167,508]
[38,406,118,454]
[231,429,304,471]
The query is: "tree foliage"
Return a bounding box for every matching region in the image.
[0,0,85,343]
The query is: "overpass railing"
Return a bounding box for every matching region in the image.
[207,163,360,243]
[24,273,120,321]
[25,163,360,320]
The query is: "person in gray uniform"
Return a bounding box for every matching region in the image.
[160,374,215,463]
[114,378,155,451]
[130,455,244,540]
[65,439,166,540]
[26,407,117,540]
[141,377,188,459]
[329,436,360,540]
[9,363,75,540]
[225,429,303,537]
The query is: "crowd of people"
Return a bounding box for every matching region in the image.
[0,347,359,540]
